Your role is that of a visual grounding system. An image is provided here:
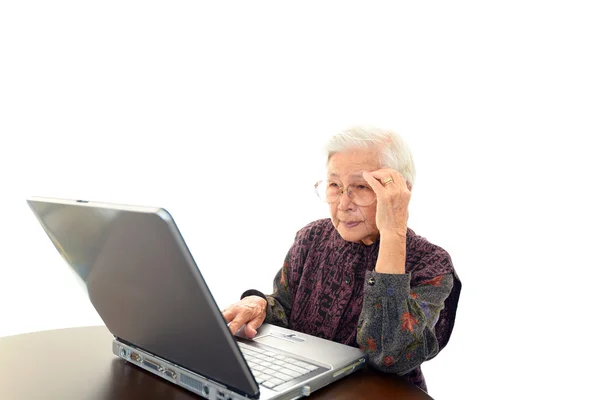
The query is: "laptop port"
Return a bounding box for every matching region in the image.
[164,369,177,379]
[203,386,210,396]
[130,352,142,363]
[143,359,161,372]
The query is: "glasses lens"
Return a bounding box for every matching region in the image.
[315,180,340,203]
[348,184,376,206]
[315,181,376,206]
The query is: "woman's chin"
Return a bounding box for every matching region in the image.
[337,227,365,243]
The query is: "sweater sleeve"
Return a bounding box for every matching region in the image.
[356,271,454,375]
[262,251,293,328]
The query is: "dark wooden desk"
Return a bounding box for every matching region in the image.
[0,326,432,399]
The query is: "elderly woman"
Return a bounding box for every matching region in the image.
[222,126,461,392]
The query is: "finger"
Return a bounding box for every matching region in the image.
[221,308,236,323]
[244,316,265,339]
[365,168,393,179]
[228,306,256,335]
[368,169,408,191]
[362,171,387,199]
[368,168,403,185]
[228,315,248,336]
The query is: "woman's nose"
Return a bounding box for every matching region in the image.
[337,189,355,210]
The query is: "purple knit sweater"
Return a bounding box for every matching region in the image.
[255,218,461,392]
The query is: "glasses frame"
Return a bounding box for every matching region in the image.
[314,180,377,207]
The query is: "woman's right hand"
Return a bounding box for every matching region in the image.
[221,296,267,339]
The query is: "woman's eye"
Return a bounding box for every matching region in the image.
[328,182,340,188]
[355,185,371,191]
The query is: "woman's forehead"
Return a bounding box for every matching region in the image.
[327,171,368,180]
[327,149,379,177]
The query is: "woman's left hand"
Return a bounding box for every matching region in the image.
[363,168,411,238]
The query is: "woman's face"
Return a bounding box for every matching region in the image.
[327,148,380,245]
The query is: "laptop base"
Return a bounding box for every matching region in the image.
[112,338,365,400]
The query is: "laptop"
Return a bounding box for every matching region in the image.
[27,196,366,400]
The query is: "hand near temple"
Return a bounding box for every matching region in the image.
[222,296,267,339]
[363,168,411,239]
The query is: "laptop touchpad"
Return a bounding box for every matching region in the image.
[254,332,305,345]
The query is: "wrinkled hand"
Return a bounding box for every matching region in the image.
[362,168,411,238]
[221,296,267,339]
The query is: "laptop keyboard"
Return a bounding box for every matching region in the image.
[237,342,319,391]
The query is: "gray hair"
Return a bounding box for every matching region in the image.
[324,126,416,188]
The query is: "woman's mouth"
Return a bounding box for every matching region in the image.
[343,221,361,228]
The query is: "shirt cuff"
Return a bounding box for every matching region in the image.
[364,271,411,298]
[240,289,267,302]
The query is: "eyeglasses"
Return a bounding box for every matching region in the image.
[314,180,376,207]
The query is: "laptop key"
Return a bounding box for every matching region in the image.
[272,378,285,386]
[239,343,265,354]
[273,372,294,382]
[251,347,266,354]
[286,364,310,375]
[289,359,312,369]
[262,381,277,389]
[254,375,267,384]
[264,378,284,388]
[279,367,302,378]
[296,361,318,371]
[273,383,290,392]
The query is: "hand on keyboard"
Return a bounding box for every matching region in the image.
[221,296,267,339]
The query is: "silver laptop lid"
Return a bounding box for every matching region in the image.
[27,197,260,398]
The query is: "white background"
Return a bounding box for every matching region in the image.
[1,1,599,399]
